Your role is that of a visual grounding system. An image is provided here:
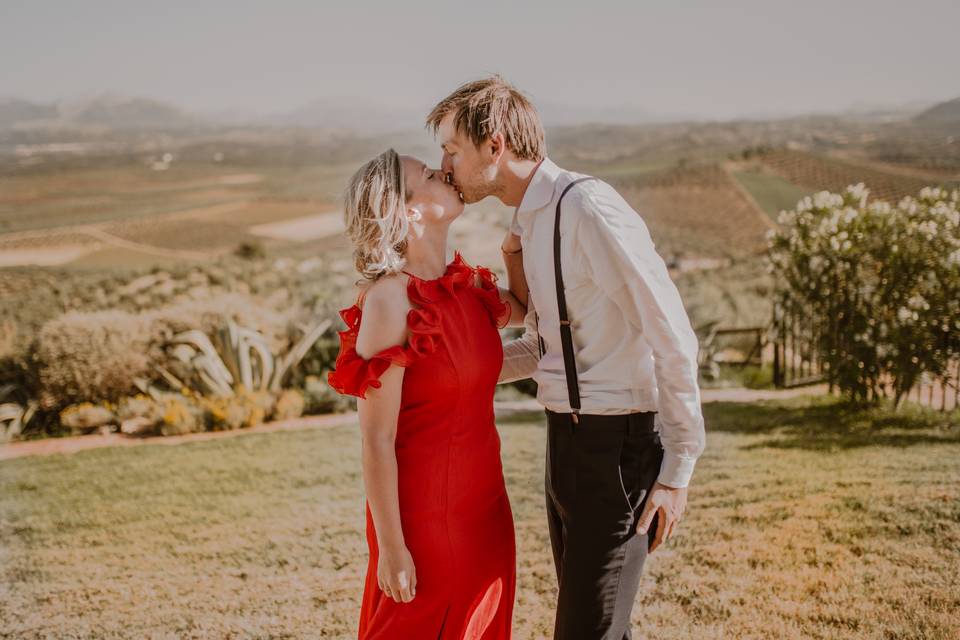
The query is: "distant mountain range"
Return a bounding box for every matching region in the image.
[0,98,59,127]
[1,93,956,133]
[914,97,960,126]
[0,94,197,130]
[269,97,427,133]
[0,94,677,133]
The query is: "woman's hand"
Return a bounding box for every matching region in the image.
[377,542,417,603]
[501,229,522,255]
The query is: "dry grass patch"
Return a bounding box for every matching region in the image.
[1,395,958,638]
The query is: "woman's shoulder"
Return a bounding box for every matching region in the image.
[355,273,410,312]
[327,272,441,399]
[354,275,412,359]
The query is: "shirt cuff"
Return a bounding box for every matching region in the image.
[509,211,522,236]
[656,451,698,489]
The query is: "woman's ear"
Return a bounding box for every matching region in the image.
[407,207,423,223]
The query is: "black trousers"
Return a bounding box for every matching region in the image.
[545,409,664,640]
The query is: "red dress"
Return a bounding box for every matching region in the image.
[328,251,516,640]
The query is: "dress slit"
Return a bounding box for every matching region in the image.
[437,604,450,639]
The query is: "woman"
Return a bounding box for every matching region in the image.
[327,148,527,639]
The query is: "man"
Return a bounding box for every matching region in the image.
[426,76,706,639]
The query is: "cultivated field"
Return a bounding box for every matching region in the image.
[2,114,959,435]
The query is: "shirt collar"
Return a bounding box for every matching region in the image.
[516,157,563,214]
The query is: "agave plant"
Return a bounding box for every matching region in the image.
[0,384,37,442]
[161,318,332,396]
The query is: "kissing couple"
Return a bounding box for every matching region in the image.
[327,75,706,640]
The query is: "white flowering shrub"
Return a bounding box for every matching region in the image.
[766,185,960,406]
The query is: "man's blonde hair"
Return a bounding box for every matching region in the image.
[426,75,545,162]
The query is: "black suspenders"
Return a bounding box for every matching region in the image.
[535,176,598,425]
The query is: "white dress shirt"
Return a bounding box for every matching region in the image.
[498,157,706,489]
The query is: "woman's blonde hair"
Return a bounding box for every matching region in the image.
[343,148,412,281]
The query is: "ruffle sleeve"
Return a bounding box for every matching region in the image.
[326,302,442,399]
[472,264,512,330]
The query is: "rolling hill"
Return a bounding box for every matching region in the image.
[913,96,960,126]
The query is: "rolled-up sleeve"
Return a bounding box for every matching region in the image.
[509,209,523,237]
[572,187,706,488]
[498,295,541,384]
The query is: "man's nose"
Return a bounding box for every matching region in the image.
[440,154,453,175]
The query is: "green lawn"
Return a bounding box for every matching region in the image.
[2,395,958,639]
[733,170,812,220]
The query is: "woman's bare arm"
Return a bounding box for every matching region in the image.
[354,277,417,603]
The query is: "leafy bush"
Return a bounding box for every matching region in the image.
[36,311,152,407]
[767,185,960,406]
[198,388,273,430]
[301,375,353,414]
[31,295,293,409]
[160,395,202,436]
[233,240,266,260]
[274,389,305,421]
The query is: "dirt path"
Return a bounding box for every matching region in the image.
[0,385,830,462]
[0,413,361,461]
[0,200,251,245]
[0,199,252,266]
[248,211,343,242]
[81,227,213,261]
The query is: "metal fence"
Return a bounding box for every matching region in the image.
[770,304,826,389]
[768,303,959,411]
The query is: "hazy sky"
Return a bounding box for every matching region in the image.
[2,0,958,121]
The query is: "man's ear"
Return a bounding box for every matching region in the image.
[488,131,506,163]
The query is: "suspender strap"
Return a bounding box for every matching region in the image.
[553,177,598,422]
[536,310,545,359]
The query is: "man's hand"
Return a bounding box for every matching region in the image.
[636,481,688,553]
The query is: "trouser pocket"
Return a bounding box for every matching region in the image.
[619,412,664,516]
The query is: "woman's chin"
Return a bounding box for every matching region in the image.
[447,198,466,217]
